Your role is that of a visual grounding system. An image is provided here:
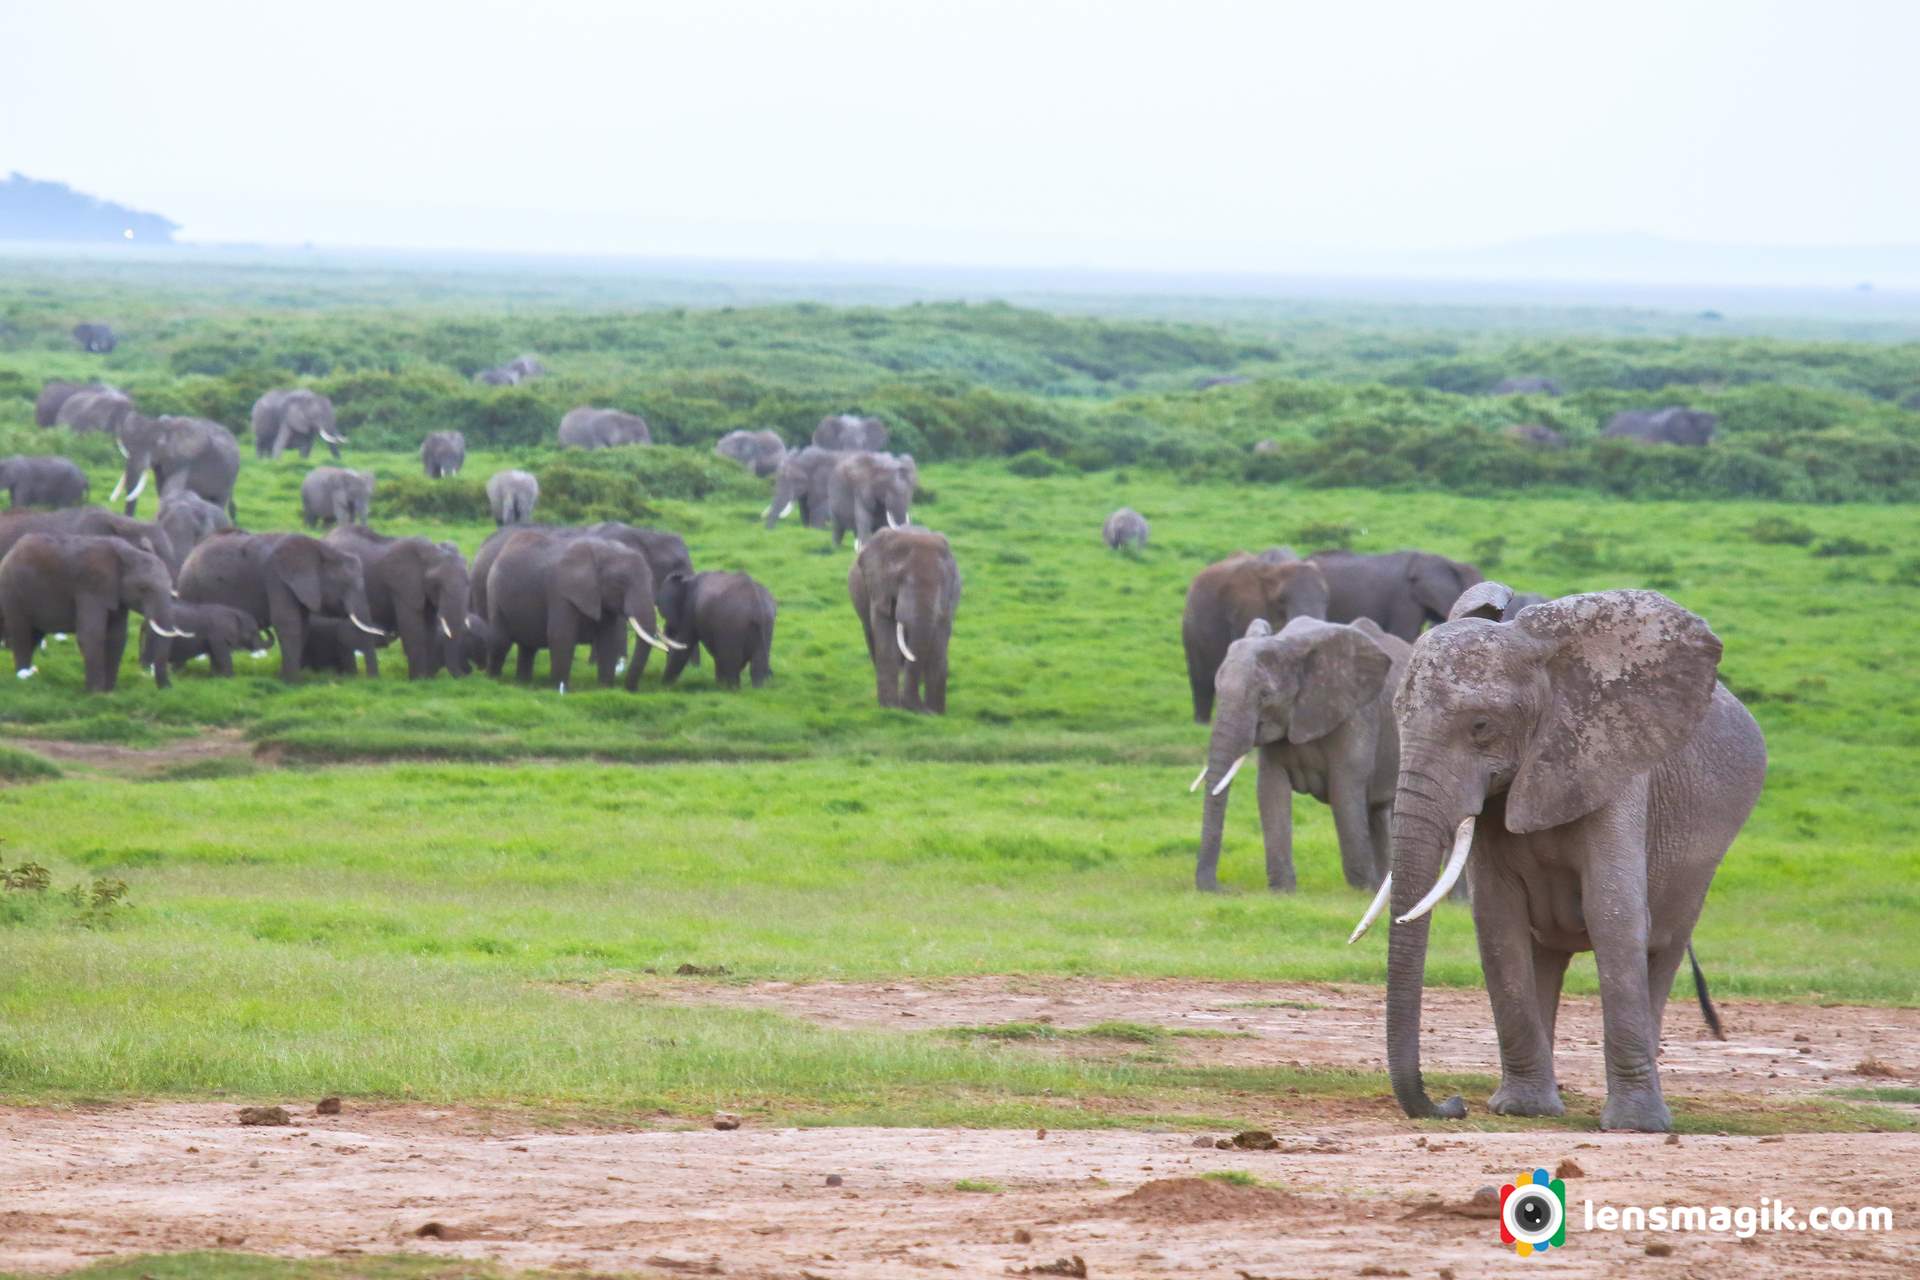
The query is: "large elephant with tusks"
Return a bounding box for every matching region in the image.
[112,415,242,520]
[849,527,960,714]
[253,389,345,460]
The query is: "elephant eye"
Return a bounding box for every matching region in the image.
[1470,715,1494,741]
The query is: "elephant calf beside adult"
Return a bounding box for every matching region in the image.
[176,532,383,684]
[420,431,467,478]
[253,389,346,460]
[0,533,189,691]
[849,527,960,714]
[300,467,376,528]
[1,457,88,509]
[325,526,472,679]
[484,528,681,691]
[1183,553,1330,723]
[558,407,652,449]
[111,414,242,521]
[658,570,777,689]
[469,521,690,618]
[1306,548,1482,643]
[141,602,270,689]
[827,452,917,548]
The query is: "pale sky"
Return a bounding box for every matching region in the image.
[1,0,1911,271]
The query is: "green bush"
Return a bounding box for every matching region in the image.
[1812,536,1889,557]
[1006,449,1066,477]
[377,473,490,522]
[1747,516,1817,545]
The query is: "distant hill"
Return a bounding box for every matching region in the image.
[0,173,178,243]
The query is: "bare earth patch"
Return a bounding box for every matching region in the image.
[2,729,258,779]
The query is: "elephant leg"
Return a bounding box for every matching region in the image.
[593,626,620,687]
[547,606,578,689]
[750,623,772,688]
[1254,745,1296,892]
[1585,849,1670,1130]
[75,600,110,692]
[209,641,234,678]
[399,614,430,680]
[1534,942,1572,1048]
[1368,803,1393,884]
[151,633,175,688]
[662,642,691,685]
[513,645,535,682]
[102,611,129,691]
[831,516,848,548]
[1326,763,1378,890]
[361,644,379,679]
[714,644,743,689]
[854,504,875,544]
[1645,939,1691,1049]
[1472,855,1564,1117]
[869,607,901,707]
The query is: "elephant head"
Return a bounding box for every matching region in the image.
[109,413,169,510]
[1368,587,1723,1119]
[553,540,677,690]
[104,540,187,634]
[1184,555,1333,723]
[424,548,473,663]
[657,570,695,643]
[268,537,380,636]
[1407,553,1483,626]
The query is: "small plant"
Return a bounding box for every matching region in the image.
[1201,1170,1262,1188]
[1006,450,1065,478]
[954,1178,1004,1193]
[62,877,131,928]
[1296,519,1358,549]
[3,860,52,892]
[1746,516,1816,546]
[1812,536,1889,558]
[1471,534,1507,569]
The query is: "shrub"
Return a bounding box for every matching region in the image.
[535,461,660,524]
[1006,449,1065,477]
[1747,516,1816,546]
[377,474,490,522]
[1812,536,1889,558]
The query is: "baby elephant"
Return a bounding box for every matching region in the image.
[658,570,777,689]
[300,467,376,528]
[141,603,270,689]
[1,456,89,509]
[420,431,467,478]
[1102,507,1149,550]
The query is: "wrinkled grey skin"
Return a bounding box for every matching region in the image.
[1492,376,1562,396]
[325,526,472,679]
[1183,554,1331,722]
[72,323,117,354]
[1379,586,1766,1132]
[300,467,376,528]
[1102,507,1149,549]
[113,414,241,520]
[828,452,917,547]
[1603,408,1717,447]
[469,521,689,617]
[420,431,467,478]
[1,456,88,509]
[1,533,180,691]
[252,389,344,460]
[658,570,777,689]
[300,615,393,675]
[55,386,137,434]
[141,601,268,689]
[177,532,381,684]
[0,508,175,585]
[1195,617,1408,892]
[764,446,849,529]
[485,469,539,526]
[715,429,787,478]
[813,413,889,452]
[485,529,667,691]
[155,491,233,577]
[849,527,960,714]
[1505,423,1567,449]
[36,380,101,427]
[558,407,652,449]
[1306,549,1482,643]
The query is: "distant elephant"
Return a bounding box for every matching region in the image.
[1,533,188,691]
[814,413,889,452]
[715,429,787,478]
[1196,375,1251,390]
[1,457,88,509]
[484,528,681,691]
[474,366,520,386]
[1182,553,1331,722]
[1603,407,1717,447]
[658,570,777,689]
[420,431,467,478]
[1504,423,1567,449]
[72,323,117,354]
[469,521,689,617]
[0,508,175,582]
[325,527,472,679]
[1306,549,1482,643]
[486,470,539,526]
[828,452,917,547]
[849,527,960,714]
[300,616,393,676]
[111,414,242,520]
[1193,616,1409,893]
[504,355,546,380]
[300,467,375,528]
[1102,508,1149,550]
[155,491,233,577]
[558,407,651,449]
[764,446,848,529]
[141,602,270,689]
[55,386,137,434]
[1361,585,1766,1133]
[252,389,344,460]
[1492,376,1562,396]
[35,380,97,427]
[177,532,383,684]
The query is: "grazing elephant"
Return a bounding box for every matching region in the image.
[155,491,233,577]
[813,413,889,451]
[828,452,917,547]
[449,611,497,676]
[176,532,383,683]
[484,529,681,691]
[764,446,847,529]
[1,457,88,509]
[1192,617,1408,893]
[1182,554,1331,722]
[1102,508,1149,550]
[558,407,651,449]
[72,323,117,354]
[54,386,137,434]
[1306,549,1482,643]
[0,508,175,581]
[420,431,467,478]
[35,380,97,427]
[1603,408,1717,447]
[658,570,777,689]
[1351,585,1766,1133]
[1492,376,1562,396]
[111,415,242,520]
[469,521,689,617]
[486,470,539,526]
[474,366,519,386]
[300,467,375,528]
[1,534,189,691]
[715,429,787,478]
[141,602,269,689]
[325,526,472,678]
[252,389,345,460]
[849,527,960,714]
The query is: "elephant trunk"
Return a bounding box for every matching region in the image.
[1384,749,1473,1120]
[1195,697,1256,892]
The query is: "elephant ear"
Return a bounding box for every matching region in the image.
[1448,581,1515,623]
[1507,590,1723,834]
[268,538,324,613]
[558,544,603,619]
[1279,621,1392,744]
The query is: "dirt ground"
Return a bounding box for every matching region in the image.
[2,729,257,779]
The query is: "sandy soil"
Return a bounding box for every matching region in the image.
[2,729,257,779]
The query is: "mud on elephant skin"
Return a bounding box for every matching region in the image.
[484,529,683,692]
[848,527,960,714]
[1182,553,1330,723]
[658,570,777,689]
[141,601,269,689]
[0,533,190,692]
[176,532,385,684]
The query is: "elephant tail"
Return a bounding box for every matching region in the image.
[1688,943,1726,1041]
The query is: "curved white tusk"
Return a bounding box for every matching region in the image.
[886,511,902,529]
[250,649,270,659]
[16,666,36,679]
[127,472,148,501]
[1189,764,1208,794]
[439,616,454,639]
[663,634,688,650]
[319,428,346,444]
[628,618,670,652]
[116,440,129,459]
[895,621,916,663]
[1347,873,1394,945]
[761,504,773,518]
[853,538,863,553]
[1395,817,1477,925]
[350,614,386,637]
[1209,753,1250,796]
[557,681,566,694]
[777,500,794,520]
[109,476,125,502]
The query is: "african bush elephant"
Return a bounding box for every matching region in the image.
[658,570,777,689]
[1354,585,1766,1133]
[252,389,345,460]
[849,527,960,714]
[558,407,652,449]
[814,413,889,451]
[0,534,189,691]
[141,602,269,689]
[301,616,393,675]
[1603,408,1717,447]
[420,431,467,478]
[72,323,117,353]
[715,429,787,478]
[469,521,689,617]
[0,508,175,583]
[504,355,545,380]
[764,447,847,529]
[1182,554,1331,722]
[36,380,97,427]
[486,470,539,526]
[484,529,681,691]
[1192,616,1408,892]
[1102,508,1149,550]
[155,491,233,577]
[449,611,497,677]
[111,414,242,520]
[300,467,375,528]
[176,532,383,684]
[325,526,471,679]
[828,452,917,547]
[1306,549,1482,642]
[55,386,137,434]
[1,457,88,509]
[474,366,519,386]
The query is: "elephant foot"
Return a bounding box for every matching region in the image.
[1195,877,1228,894]
[1488,1080,1566,1117]
[1601,1090,1673,1133]
[1265,880,1297,894]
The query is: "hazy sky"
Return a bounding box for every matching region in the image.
[2,0,1911,270]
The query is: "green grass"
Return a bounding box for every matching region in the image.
[0,742,60,782]
[952,1178,1005,1193]
[1201,1169,1269,1188]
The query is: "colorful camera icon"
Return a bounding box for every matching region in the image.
[1500,1167,1567,1256]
